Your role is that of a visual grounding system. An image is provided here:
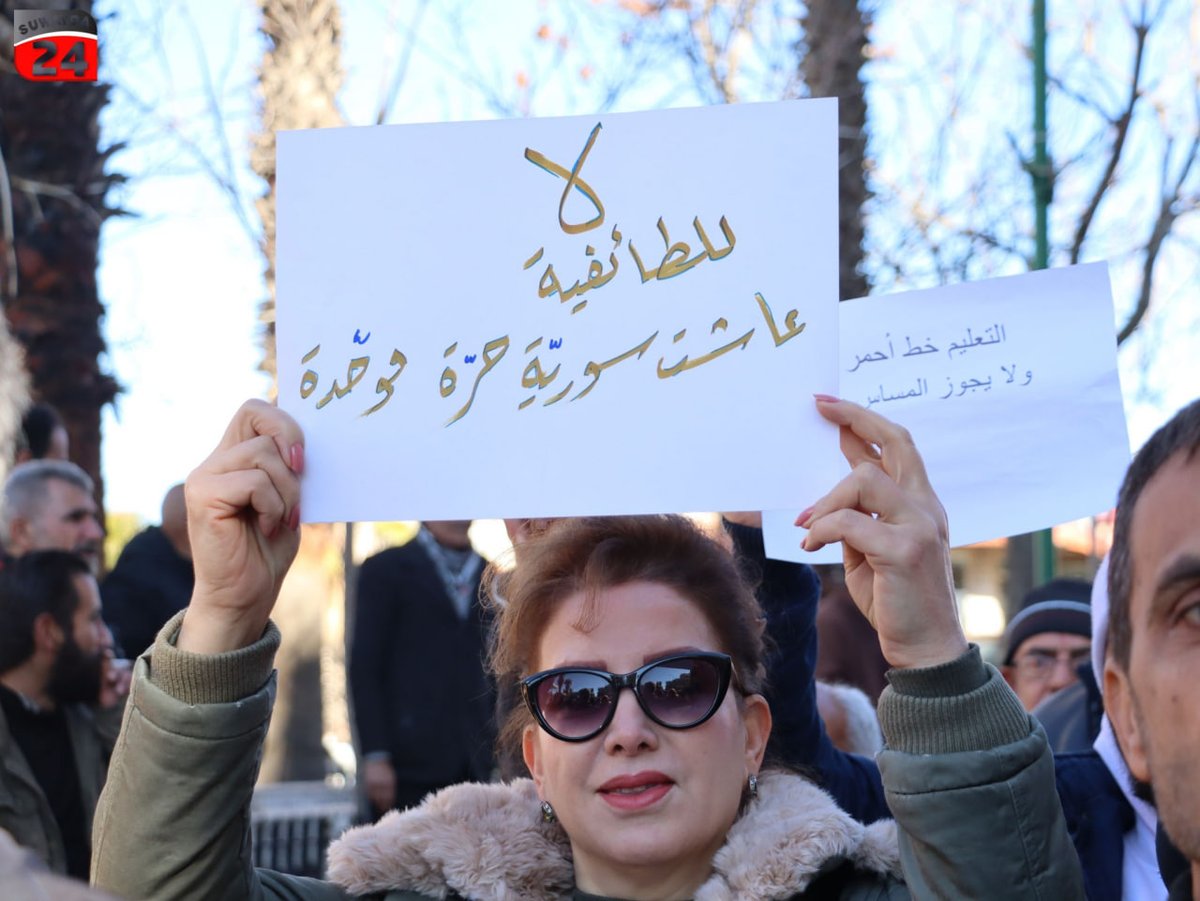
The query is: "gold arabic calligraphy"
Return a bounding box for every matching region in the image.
[298,291,806,425]
[523,123,738,314]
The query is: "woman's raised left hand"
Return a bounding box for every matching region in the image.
[799,397,967,670]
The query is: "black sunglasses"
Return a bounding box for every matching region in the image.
[521,651,734,742]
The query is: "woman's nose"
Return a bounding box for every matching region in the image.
[602,687,659,755]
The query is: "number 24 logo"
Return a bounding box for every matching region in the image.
[31,40,90,78]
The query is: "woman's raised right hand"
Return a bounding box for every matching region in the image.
[177,400,304,653]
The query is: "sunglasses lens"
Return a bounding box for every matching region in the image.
[638,657,723,727]
[535,671,614,739]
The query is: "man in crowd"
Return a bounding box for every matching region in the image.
[102,483,193,656]
[1105,398,1200,899]
[1,461,104,575]
[1001,577,1093,710]
[0,551,127,879]
[349,520,494,818]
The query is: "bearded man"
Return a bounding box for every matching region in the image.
[0,551,128,879]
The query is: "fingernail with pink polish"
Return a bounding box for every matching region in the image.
[813,394,839,403]
[794,506,814,528]
[290,443,305,475]
[289,506,301,531]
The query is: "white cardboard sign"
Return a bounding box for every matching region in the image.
[763,263,1131,561]
[277,101,841,522]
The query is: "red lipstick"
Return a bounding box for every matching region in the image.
[597,771,674,812]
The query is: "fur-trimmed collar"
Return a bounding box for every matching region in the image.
[327,773,900,900]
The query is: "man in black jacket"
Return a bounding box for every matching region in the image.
[349,521,495,819]
[101,484,194,657]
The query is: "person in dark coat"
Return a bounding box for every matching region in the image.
[1032,662,1105,753]
[349,520,495,819]
[723,519,889,823]
[814,564,889,703]
[101,485,194,657]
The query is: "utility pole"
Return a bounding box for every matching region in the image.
[1030,0,1056,585]
[1008,0,1056,613]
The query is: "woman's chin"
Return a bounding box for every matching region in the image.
[569,810,721,877]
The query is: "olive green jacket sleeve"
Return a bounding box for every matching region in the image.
[876,646,1085,901]
[90,613,366,901]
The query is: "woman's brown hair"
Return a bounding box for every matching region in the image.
[487,514,768,770]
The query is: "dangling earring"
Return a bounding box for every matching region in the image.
[748,773,759,799]
[541,800,557,823]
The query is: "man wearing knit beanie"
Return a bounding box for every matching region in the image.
[1001,577,1092,710]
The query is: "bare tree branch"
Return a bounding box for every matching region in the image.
[1119,126,1200,343]
[10,176,106,228]
[374,0,432,125]
[1069,8,1149,262]
[109,81,261,249]
[181,4,260,246]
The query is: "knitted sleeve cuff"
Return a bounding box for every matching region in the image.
[877,644,1031,755]
[147,610,280,706]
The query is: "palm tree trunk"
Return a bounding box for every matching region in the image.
[252,0,347,787]
[0,0,121,504]
[800,0,872,302]
[252,0,345,387]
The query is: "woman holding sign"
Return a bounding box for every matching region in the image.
[90,398,1082,900]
